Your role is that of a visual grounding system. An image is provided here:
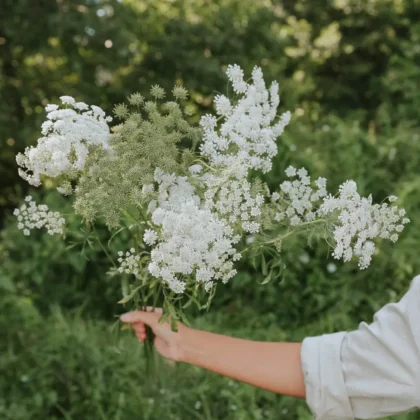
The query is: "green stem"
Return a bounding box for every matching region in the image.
[261,218,327,245]
[140,275,158,380]
[152,283,162,311]
[93,226,116,268]
[190,158,216,172]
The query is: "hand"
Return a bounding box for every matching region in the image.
[120,307,186,362]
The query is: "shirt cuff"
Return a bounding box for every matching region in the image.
[301,332,354,420]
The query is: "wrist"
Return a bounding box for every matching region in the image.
[176,324,203,365]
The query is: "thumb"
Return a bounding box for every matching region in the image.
[120,309,161,326]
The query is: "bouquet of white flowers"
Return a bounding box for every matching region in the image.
[15,65,409,363]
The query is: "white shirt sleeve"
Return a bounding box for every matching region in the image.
[301,275,420,419]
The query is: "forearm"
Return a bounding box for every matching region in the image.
[179,326,306,398]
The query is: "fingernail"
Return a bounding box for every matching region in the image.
[120,313,130,322]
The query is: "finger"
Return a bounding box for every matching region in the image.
[132,322,146,332]
[120,310,159,325]
[135,330,145,341]
[133,326,146,336]
[136,330,146,339]
[134,327,146,338]
[146,306,163,315]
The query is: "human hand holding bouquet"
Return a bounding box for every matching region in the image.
[121,307,187,363]
[14,65,409,368]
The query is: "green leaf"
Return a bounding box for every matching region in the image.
[182,294,201,310]
[182,298,193,309]
[117,285,142,304]
[121,277,129,297]
[178,310,191,326]
[251,256,258,270]
[260,271,272,285]
[167,303,178,321]
[261,254,268,276]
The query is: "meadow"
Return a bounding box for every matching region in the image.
[1,0,420,418]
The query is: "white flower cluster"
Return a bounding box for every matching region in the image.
[272,166,327,225]
[15,64,410,299]
[272,166,409,269]
[117,248,141,275]
[202,167,264,234]
[16,96,112,188]
[319,181,410,269]
[199,65,291,174]
[13,196,65,236]
[142,169,241,294]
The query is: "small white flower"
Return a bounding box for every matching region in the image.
[200,115,217,130]
[143,229,158,246]
[214,94,232,116]
[45,104,59,112]
[74,102,89,110]
[290,215,301,226]
[390,233,398,242]
[226,64,247,93]
[285,166,296,177]
[59,95,76,105]
[271,192,280,202]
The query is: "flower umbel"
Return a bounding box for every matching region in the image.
[199,65,291,174]
[269,166,409,269]
[16,96,112,190]
[118,248,141,275]
[13,196,65,236]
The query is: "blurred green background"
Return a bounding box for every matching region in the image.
[1,0,420,419]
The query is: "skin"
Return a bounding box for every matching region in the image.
[120,308,306,398]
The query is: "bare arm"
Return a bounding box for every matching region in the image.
[120,309,305,398]
[181,328,305,397]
